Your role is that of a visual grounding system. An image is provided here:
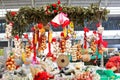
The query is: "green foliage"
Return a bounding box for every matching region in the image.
[6,3,110,37]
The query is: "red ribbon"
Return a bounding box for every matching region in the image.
[32,30,36,62]
[83,27,89,49]
[23,34,28,39]
[95,33,108,48]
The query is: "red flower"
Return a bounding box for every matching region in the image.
[38,23,43,29]
[10,11,17,16]
[47,6,50,9]
[54,10,58,13]
[52,4,57,8]
[58,0,61,4]
[59,6,62,11]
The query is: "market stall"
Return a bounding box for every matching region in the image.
[1,0,120,80]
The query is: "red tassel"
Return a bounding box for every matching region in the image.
[84,32,87,49]
[33,30,36,61]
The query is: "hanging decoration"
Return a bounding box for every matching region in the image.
[32,26,37,62]
[68,21,76,38]
[76,41,82,60]
[31,23,47,63]
[13,35,23,57]
[6,55,16,71]
[60,32,66,53]
[52,37,60,57]
[96,22,108,54]
[46,28,56,61]
[38,23,46,53]
[83,27,89,49]
[90,37,97,54]
[6,2,109,37]
[50,12,70,28]
[5,23,13,39]
[45,0,62,14]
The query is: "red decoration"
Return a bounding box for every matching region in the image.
[52,4,57,8]
[93,31,97,34]
[47,31,56,61]
[62,20,70,28]
[57,0,61,4]
[96,22,101,27]
[54,10,58,13]
[95,33,108,48]
[47,6,50,9]
[51,12,70,28]
[34,71,50,80]
[38,23,43,29]
[84,27,89,32]
[65,35,70,40]
[23,34,28,39]
[60,32,64,37]
[59,6,62,11]
[32,30,37,62]
[106,56,120,70]
[10,11,17,16]
[83,27,89,49]
[14,35,19,40]
[31,27,35,31]
[52,38,57,42]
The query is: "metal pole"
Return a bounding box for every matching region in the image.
[31,0,35,7]
[68,0,71,6]
[101,53,104,68]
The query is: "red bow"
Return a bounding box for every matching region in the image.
[14,35,19,40]
[84,27,89,32]
[23,34,28,39]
